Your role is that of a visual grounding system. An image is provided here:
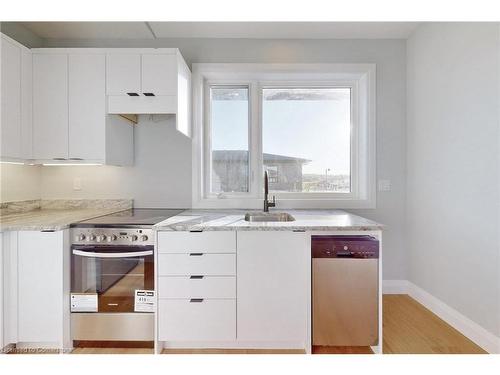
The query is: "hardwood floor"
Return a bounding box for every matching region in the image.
[382,294,486,354]
[12,294,487,355]
[71,348,154,354]
[312,346,373,354]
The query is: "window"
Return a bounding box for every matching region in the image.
[194,64,376,209]
[209,86,249,194]
[262,88,351,193]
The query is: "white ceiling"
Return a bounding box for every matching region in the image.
[21,22,420,40]
[21,22,155,39]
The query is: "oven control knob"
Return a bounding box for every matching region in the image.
[140,235,149,242]
[87,234,96,241]
[129,235,138,242]
[96,235,107,243]
[107,235,117,242]
[75,234,86,241]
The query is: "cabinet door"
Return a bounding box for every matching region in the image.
[17,231,66,344]
[106,53,141,95]
[20,48,33,159]
[68,54,106,161]
[141,54,177,96]
[237,231,309,343]
[1,37,22,159]
[33,54,68,160]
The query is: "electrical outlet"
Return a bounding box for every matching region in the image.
[378,179,391,192]
[73,177,82,191]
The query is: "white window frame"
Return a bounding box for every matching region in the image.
[192,63,376,209]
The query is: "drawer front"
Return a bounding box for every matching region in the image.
[157,231,236,254]
[158,299,236,341]
[158,253,236,276]
[107,95,176,114]
[158,276,236,299]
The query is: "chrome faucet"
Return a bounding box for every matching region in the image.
[264,171,276,212]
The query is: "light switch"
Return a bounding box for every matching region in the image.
[73,177,82,191]
[378,179,391,192]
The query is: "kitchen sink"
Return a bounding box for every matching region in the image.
[244,212,296,222]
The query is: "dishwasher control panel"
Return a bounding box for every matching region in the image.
[311,235,379,259]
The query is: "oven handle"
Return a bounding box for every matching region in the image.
[72,249,153,258]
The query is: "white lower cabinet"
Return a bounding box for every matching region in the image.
[158,276,236,299]
[156,230,309,348]
[157,231,237,342]
[158,299,236,341]
[158,253,236,276]
[17,230,70,347]
[237,231,309,344]
[0,232,3,350]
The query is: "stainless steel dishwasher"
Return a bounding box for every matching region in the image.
[312,235,379,347]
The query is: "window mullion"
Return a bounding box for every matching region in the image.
[249,81,263,199]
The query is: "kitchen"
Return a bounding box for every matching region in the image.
[0,5,500,373]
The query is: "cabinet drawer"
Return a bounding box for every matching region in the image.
[158,253,236,276]
[158,299,236,341]
[158,276,236,299]
[157,231,236,254]
[107,95,176,114]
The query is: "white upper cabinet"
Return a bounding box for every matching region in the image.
[68,54,106,161]
[141,54,177,95]
[33,53,69,160]
[106,49,192,137]
[1,34,32,161]
[106,53,141,95]
[32,50,134,165]
[20,48,33,159]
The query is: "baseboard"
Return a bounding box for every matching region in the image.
[383,279,500,354]
[382,279,409,294]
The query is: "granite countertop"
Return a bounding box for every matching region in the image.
[0,199,132,232]
[0,207,132,232]
[153,209,383,232]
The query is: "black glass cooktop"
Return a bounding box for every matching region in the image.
[72,208,185,228]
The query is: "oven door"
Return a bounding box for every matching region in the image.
[71,245,154,313]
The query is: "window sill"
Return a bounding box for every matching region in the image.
[193,197,376,210]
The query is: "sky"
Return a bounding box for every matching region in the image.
[211,88,351,175]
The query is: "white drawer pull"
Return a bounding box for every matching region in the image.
[190,298,204,303]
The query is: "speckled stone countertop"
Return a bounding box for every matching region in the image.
[153,209,383,232]
[0,199,132,232]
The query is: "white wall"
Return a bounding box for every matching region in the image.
[407,23,500,337]
[0,164,41,203]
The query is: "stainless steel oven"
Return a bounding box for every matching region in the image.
[70,227,155,344]
[71,244,154,313]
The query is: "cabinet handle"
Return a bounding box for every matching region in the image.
[52,158,66,161]
[190,275,204,279]
[143,93,155,96]
[127,92,139,96]
[68,158,83,161]
[190,299,204,303]
[189,253,203,256]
